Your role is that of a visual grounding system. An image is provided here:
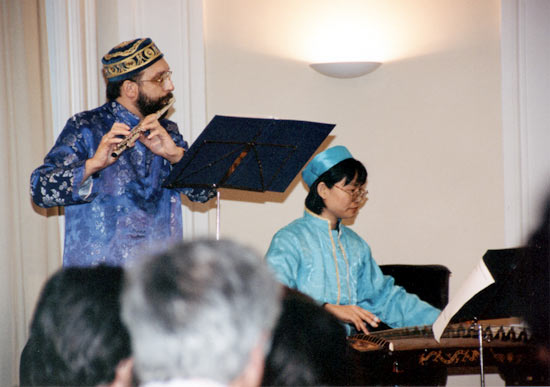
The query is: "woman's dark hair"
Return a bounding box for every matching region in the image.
[305,158,367,214]
[106,73,141,101]
[19,266,131,386]
[262,288,349,386]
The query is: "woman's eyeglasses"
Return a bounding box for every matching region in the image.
[333,185,368,202]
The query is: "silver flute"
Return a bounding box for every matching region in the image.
[111,97,176,158]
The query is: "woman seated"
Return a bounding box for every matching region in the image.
[265,145,440,335]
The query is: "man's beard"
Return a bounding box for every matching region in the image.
[136,91,174,117]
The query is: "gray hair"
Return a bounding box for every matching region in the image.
[121,239,282,384]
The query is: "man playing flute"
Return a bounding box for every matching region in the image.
[30,38,214,267]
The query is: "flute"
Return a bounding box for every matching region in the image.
[111,97,176,158]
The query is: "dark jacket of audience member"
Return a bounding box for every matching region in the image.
[262,288,349,386]
[19,265,131,386]
[520,193,550,380]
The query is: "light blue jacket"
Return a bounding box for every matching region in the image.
[265,209,440,331]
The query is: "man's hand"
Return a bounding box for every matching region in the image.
[323,304,380,334]
[83,122,131,182]
[138,114,184,164]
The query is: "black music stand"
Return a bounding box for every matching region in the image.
[450,247,527,323]
[164,115,335,238]
[449,247,528,387]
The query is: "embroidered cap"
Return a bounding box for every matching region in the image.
[302,145,353,187]
[102,38,164,82]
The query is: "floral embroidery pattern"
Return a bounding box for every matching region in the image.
[30,101,214,266]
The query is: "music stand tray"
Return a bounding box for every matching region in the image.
[163,115,335,237]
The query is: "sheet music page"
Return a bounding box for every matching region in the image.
[432,257,495,342]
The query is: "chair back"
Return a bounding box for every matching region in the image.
[379,264,450,309]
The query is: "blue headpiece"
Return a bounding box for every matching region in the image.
[302,145,354,187]
[102,38,164,82]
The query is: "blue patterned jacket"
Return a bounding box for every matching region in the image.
[30,101,214,266]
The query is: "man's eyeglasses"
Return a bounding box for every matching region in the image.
[138,70,173,86]
[333,185,368,202]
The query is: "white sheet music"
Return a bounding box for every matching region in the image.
[432,258,495,342]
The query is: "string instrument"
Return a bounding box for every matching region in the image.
[347,317,541,385]
[348,317,530,354]
[111,97,175,158]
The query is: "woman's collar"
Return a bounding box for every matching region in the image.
[304,208,342,230]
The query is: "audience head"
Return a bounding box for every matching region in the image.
[262,288,349,386]
[303,146,367,215]
[121,239,282,386]
[20,265,132,386]
[522,192,550,370]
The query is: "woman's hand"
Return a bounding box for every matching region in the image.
[324,304,380,334]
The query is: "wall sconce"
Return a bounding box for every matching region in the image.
[310,61,382,79]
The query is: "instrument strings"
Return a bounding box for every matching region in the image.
[356,319,530,342]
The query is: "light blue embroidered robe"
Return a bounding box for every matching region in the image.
[265,209,440,331]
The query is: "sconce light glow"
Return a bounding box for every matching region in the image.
[310,61,382,79]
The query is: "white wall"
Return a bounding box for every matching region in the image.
[203,1,504,384]
[204,0,504,293]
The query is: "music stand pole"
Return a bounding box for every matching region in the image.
[216,189,220,240]
[478,323,485,387]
